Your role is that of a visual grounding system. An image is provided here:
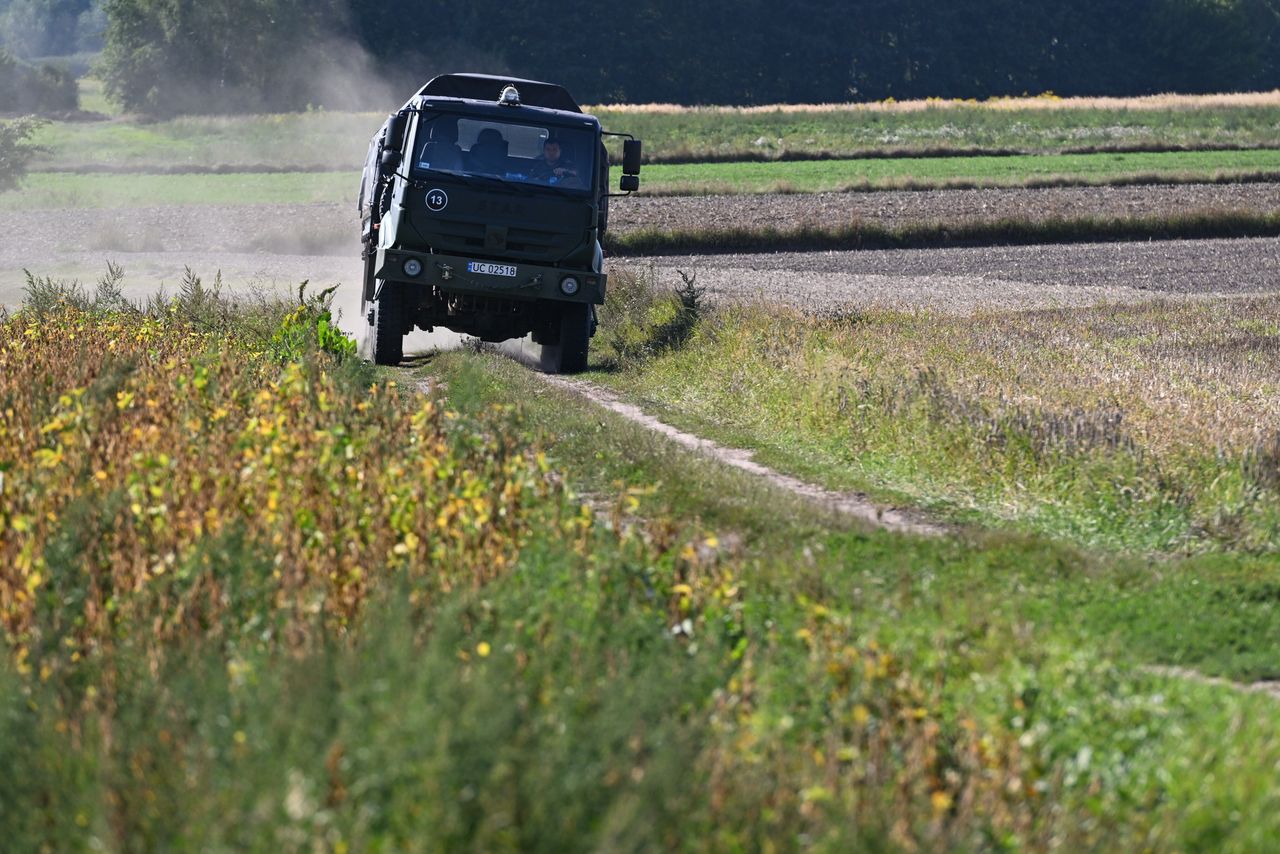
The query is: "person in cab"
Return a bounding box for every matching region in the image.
[529,136,580,186]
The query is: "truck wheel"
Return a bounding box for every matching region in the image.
[371,282,406,366]
[544,302,590,374]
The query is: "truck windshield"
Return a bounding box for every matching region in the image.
[413,112,595,194]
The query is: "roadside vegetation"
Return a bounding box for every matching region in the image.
[6,276,1280,849]
[590,269,1280,554]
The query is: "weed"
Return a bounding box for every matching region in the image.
[268,281,357,363]
[597,266,706,367]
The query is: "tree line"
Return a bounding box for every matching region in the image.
[13,0,1280,114]
[0,0,103,60]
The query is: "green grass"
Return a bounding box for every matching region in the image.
[0,171,353,209]
[6,285,1280,848]
[29,110,383,171]
[75,77,121,117]
[587,274,1280,555]
[637,148,1280,194]
[438,352,1280,682]
[8,148,1280,210]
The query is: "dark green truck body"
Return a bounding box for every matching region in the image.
[359,73,640,371]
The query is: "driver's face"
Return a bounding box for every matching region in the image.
[544,143,561,162]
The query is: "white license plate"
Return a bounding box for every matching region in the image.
[467,261,517,278]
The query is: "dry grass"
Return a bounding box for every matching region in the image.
[849,297,1280,456]
[598,283,1280,550]
[591,90,1280,114]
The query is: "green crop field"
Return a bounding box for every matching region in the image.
[30,109,383,172]
[636,148,1280,194]
[8,148,1280,211]
[2,171,355,209]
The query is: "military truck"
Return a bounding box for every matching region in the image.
[358,73,642,372]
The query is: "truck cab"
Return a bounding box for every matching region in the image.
[359,73,642,372]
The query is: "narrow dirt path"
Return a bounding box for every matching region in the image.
[1145,666,1280,701]
[537,374,947,537]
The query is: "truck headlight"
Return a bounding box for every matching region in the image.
[560,276,580,295]
[403,258,423,277]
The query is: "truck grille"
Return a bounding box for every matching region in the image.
[425,220,566,257]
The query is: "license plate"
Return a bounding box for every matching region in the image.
[467,261,517,278]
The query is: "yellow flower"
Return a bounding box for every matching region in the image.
[476,642,491,658]
[931,791,952,813]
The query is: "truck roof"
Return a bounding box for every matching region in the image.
[416,73,583,114]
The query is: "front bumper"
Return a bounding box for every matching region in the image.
[376,248,606,304]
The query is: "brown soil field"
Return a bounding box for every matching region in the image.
[620,182,1280,232]
[6,183,1278,261]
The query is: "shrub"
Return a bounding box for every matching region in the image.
[0,115,44,192]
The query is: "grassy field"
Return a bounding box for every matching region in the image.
[5,279,1280,849]
[30,110,384,172]
[636,148,1280,194]
[8,148,1280,210]
[588,271,1280,554]
[2,171,355,209]
[27,80,1280,171]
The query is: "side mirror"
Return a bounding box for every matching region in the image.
[380,149,402,171]
[622,139,642,175]
[386,111,408,149]
[619,174,639,192]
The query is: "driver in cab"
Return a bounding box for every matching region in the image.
[529,136,580,185]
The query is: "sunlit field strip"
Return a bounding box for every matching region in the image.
[7,148,1280,209]
[590,89,1280,113]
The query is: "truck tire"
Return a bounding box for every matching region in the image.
[543,302,590,374]
[371,282,406,366]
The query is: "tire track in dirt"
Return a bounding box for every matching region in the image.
[535,374,947,537]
